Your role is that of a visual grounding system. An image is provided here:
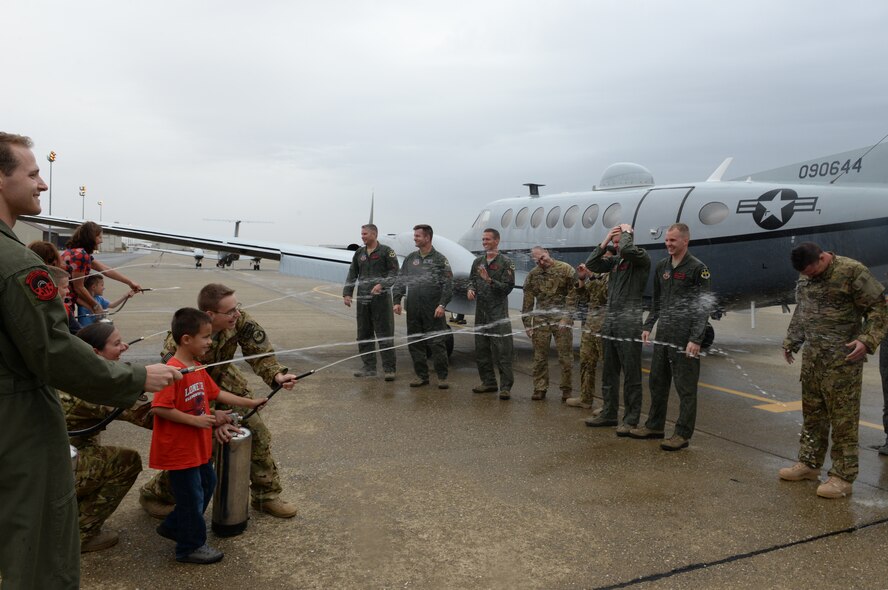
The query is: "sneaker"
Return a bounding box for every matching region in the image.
[251,498,298,518]
[438,380,450,390]
[816,476,852,499]
[156,524,176,541]
[81,529,119,553]
[139,495,175,519]
[778,462,821,481]
[564,397,592,409]
[628,426,665,440]
[499,390,511,400]
[615,424,633,437]
[472,384,498,394]
[660,435,690,451]
[409,379,429,388]
[176,544,224,564]
[353,369,377,377]
[531,391,547,400]
[384,372,396,382]
[585,415,617,427]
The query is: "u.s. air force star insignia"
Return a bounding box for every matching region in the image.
[26,269,57,301]
[701,269,711,279]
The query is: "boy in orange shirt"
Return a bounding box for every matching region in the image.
[150,308,266,564]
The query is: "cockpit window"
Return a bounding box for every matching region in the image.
[581,204,599,228]
[501,208,514,228]
[546,206,561,229]
[515,207,529,228]
[563,205,579,228]
[531,207,544,228]
[473,209,491,229]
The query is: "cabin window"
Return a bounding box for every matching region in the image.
[563,205,580,228]
[546,206,561,229]
[699,201,729,225]
[581,204,599,228]
[473,209,491,228]
[531,207,545,228]
[515,207,530,228]
[501,208,514,228]
[603,203,622,227]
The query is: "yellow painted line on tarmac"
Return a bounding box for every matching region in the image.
[312,285,343,300]
[755,400,803,413]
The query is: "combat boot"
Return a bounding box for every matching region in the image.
[531,391,547,400]
[139,495,175,519]
[177,544,224,564]
[472,384,498,393]
[585,415,617,427]
[384,372,396,382]
[778,462,821,481]
[499,390,511,400]
[628,426,665,439]
[81,529,119,553]
[353,369,377,377]
[564,397,592,409]
[438,380,450,390]
[660,435,690,451]
[816,476,852,499]
[409,378,429,388]
[560,389,572,402]
[252,497,298,518]
[615,424,633,437]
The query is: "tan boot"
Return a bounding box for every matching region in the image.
[139,495,175,519]
[252,497,299,518]
[615,424,633,437]
[565,397,592,409]
[816,476,852,499]
[81,529,119,553]
[628,426,665,439]
[778,462,821,481]
[660,435,690,451]
[531,391,546,400]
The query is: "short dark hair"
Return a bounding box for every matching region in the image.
[48,266,68,283]
[77,322,116,350]
[482,228,500,240]
[84,274,104,291]
[791,242,823,272]
[27,240,62,267]
[0,132,33,176]
[413,224,433,239]
[171,307,211,344]
[668,223,690,238]
[66,221,103,253]
[197,283,235,311]
[362,224,378,234]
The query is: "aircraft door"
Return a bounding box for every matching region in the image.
[631,187,694,243]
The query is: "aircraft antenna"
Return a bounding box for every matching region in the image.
[829,131,888,184]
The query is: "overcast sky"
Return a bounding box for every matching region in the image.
[6,1,887,246]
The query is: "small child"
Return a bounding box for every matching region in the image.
[78,274,136,326]
[48,266,81,333]
[150,308,267,564]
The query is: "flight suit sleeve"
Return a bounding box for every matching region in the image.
[381,247,400,290]
[469,259,480,292]
[488,259,515,297]
[618,231,650,267]
[688,263,712,345]
[852,269,888,353]
[437,255,453,307]
[586,247,617,273]
[3,266,146,406]
[237,313,287,388]
[392,256,408,305]
[783,279,806,352]
[522,273,535,329]
[343,251,360,298]
[643,265,662,333]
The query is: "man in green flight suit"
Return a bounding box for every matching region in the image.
[140,283,299,519]
[467,228,515,399]
[521,247,578,401]
[343,223,400,380]
[780,242,888,498]
[0,132,181,589]
[630,223,712,450]
[584,224,651,434]
[392,224,453,389]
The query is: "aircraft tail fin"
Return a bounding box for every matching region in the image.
[733,143,888,185]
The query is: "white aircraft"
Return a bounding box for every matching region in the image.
[25,141,888,318]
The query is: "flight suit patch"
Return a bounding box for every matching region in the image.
[701,269,711,279]
[673,272,686,280]
[252,329,267,344]
[26,270,57,301]
[662,272,671,280]
[370,253,379,260]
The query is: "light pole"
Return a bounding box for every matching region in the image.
[79,185,86,218]
[97,200,104,222]
[46,151,56,214]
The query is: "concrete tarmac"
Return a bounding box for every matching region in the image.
[82,254,888,589]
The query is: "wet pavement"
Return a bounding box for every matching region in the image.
[82,254,888,589]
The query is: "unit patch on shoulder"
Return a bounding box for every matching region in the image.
[252,329,267,344]
[701,268,711,280]
[26,269,57,301]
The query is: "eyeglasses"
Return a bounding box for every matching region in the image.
[215,302,242,317]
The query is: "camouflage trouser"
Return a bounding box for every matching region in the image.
[531,323,573,394]
[75,444,142,542]
[579,328,602,404]
[798,357,863,483]
[141,389,282,504]
[645,345,700,438]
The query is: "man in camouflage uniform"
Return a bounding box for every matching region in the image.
[467,228,515,399]
[343,223,400,380]
[565,251,611,410]
[584,224,651,433]
[630,224,712,450]
[140,283,299,518]
[522,246,578,401]
[62,392,152,551]
[780,242,888,498]
[392,224,453,389]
